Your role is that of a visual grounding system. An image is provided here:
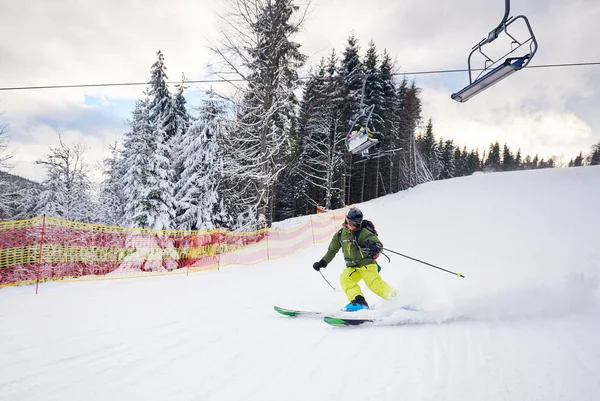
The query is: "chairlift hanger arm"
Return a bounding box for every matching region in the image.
[478,0,511,47]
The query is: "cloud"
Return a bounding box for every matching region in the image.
[422,85,595,160]
[7,113,125,183]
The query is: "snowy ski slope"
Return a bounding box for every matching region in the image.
[1,166,599,401]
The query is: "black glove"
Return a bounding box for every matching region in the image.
[313,259,327,271]
[363,240,381,256]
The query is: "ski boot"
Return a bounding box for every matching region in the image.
[344,295,369,311]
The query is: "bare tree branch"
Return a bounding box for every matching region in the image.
[0,115,14,170]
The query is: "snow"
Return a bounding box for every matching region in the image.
[1,166,600,401]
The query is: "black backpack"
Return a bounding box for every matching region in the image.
[337,219,378,245]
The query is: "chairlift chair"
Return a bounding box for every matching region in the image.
[346,74,401,163]
[345,76,402,160]
[451,0,538,102]
[347,126,380,154]
[346,102,380,155]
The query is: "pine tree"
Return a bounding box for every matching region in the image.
[362,41,385,132]
[170,76,192,182]
[339,32,364,131]
[572,152,584,166]
[175,95,228,230]
[147,50,177,142]
[121,99,175,230]
[502,144,515,171]
[396,79,424,189]
[439,139,456,179]
[466,149,482,174]
[360,41,386,200]
[123,52,177,230]
[588,141,600,165]
[99,142,127,226]
[453,146,469,177]
[515,149,522,170]
[417,118,442,179]
[378,50,401,194]
[119,50,179,230]
[484,142,501,171]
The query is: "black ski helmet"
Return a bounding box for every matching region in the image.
[346,207,363,226]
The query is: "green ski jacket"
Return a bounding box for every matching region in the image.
[322,224,382,268]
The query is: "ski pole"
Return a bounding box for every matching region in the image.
[382,248,465,278]
[319,270,336,290]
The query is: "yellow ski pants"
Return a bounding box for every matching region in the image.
[340,263,397,302]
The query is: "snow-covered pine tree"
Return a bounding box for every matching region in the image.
[324,49,349,208]
[438,138,456,179]
[170,76,191,161]
[588,141,600,165]
[570,152,583,167]
[361,41,386,133]
[169,75,192,217]
[502,144,515,171]
[515,149,523,170]
[175,94,228,230]
[99,142,127,226]
[417,118,442,180]
[484,142,502,172]
[466,149,482,174]
[357,41,386,201]
[379,50,401,195]
[453,146,469,177]
[34,135,96,222]
[120,52,177,230]
[121,98,175,230]
[396,79,424,189]
[172,76,192,139]
[211,0,307,227]
[148,50,177,142]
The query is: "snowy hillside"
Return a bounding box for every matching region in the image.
[1,166,599,401]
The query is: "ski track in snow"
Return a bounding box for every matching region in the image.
[1,166,600,401]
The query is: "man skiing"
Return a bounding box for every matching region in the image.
[312,207,397,311]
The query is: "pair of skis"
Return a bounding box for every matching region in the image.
[274,305,406,327]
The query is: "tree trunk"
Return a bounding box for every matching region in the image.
[375,157,380,197]
[360,160,366,203]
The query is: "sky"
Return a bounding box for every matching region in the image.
[0,0,599,182]
[2,165,600,400]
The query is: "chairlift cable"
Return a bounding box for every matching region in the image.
[1,63,599,92]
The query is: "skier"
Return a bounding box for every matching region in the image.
[312,207,397,311]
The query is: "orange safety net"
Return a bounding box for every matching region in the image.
[0,209,347,288]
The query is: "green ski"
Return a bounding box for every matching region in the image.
[323,316,374,326]
[274,306,325,317]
